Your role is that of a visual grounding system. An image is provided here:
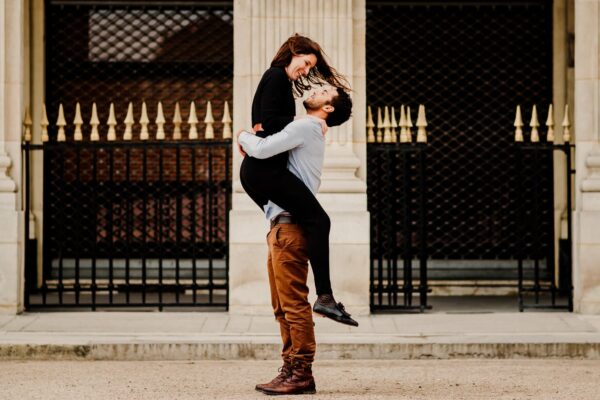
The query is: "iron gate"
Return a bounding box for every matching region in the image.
[366,0,554,310]
[514,132,574,311]
[24,0,233,310]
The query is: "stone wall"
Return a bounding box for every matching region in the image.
[573,0,600,314]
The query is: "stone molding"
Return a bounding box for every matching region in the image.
[0,153,16,193]
[582,153,600,192]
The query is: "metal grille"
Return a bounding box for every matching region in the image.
[45,1,233,141]
[27,1,234,309]
[366,1,553,261]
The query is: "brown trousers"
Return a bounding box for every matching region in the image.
[267,223,316,364]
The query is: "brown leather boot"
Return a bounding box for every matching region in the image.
[261,361,316,396]
[255,359,292,393]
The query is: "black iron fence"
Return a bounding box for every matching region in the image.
[514,121,574,311]
[367,103,574,312]
[24,140,231,310]
[367,107,430,312]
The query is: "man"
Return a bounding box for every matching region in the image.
[236,86,354,396]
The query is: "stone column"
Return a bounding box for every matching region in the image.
[230,0,369,314]
[0,0,26,314]
[573,0,600,313]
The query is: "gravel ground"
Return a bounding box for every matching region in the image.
[0,359,599,400]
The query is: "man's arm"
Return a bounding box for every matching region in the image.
[238,122,305,159]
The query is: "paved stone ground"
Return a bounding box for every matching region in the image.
[1,359,599,400]
[3,311,600,360]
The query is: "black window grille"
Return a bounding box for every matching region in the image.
[45,0,233,141]
[366,1,553,263]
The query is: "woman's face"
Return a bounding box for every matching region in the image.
[285,53,317,81]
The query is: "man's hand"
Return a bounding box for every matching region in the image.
[236,129,247,157]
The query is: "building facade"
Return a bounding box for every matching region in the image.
[0,0,599,315]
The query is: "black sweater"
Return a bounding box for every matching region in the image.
[251,67,295,173]
[252,67,295,136]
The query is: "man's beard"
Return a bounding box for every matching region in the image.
[302,99,320,111]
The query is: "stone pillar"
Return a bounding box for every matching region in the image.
[230,0,369,314]
[0,0,26,314]
[573,0,600,313]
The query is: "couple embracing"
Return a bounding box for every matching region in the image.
[236,33,356,396]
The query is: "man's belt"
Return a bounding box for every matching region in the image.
[270,214,297,228]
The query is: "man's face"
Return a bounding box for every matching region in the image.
[303,85,336,110]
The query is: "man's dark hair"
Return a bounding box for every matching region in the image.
[326,87,352,127]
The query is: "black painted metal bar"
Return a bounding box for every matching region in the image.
[141,147,148,304]
[417,143,429,311]
[532,145,541,304]
[158,146,164,310]
[23,142,32,309]
[384,145,393,306]
[375,146,384,307]
[208,147,214,304]
[108,147,115,305]
[565,143,574,311]
[191,146,198,304]
[401,144,412,308]
[41,143,49,306]
[546,145,557,307]
[224,145,231,310]
[57,146,66,305]
[125,147,131,304]
[391,147,399,307]
[516,142,525,311]
[75,147,82,304]
[91,144,98,310]
[175,146,182,304]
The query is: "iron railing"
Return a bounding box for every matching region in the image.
[24,140,231,310]
[515,140,574,311]
[368,135,430,312]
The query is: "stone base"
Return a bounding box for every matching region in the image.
[574,208,600,315]
[0,193,23,315]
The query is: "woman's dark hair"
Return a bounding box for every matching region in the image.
[271,33,351,97]
[326,87,353,127]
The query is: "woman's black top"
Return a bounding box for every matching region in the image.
[250,67,295,168]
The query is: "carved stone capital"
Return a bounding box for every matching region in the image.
[582,153,600,192]
[0,153,17,193]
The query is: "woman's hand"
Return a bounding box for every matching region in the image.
[317,119,328,135]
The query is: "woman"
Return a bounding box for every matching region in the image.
[239,34,356,326]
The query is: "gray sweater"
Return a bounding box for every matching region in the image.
[238,116,325,220]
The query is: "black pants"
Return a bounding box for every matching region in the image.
[240,156,332,296]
